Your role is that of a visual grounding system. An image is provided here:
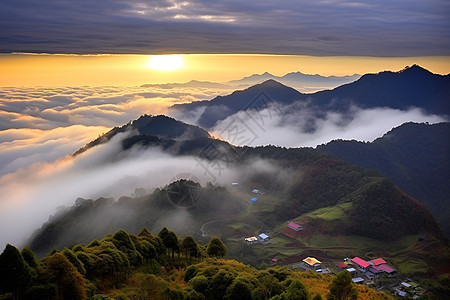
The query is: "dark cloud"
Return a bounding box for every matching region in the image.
[0,0,448,55]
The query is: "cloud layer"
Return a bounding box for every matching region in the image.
[0,0,449,56]
[0,80,448,249]
[210,103,448,148]
[0,129,286,249]
[0,84,232,176]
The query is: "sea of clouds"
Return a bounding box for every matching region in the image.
[0,83,447,249]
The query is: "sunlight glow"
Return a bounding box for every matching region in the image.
[147,54,184,71]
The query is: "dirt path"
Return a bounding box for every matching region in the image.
[200,220,221,237]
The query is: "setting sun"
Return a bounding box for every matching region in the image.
[147,54,184,71]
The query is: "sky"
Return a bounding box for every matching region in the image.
[0,0,449,248]
[0,54,449,87]
[0,0,449,56]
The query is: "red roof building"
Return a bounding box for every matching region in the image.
[351,257,370,271]
[288,222,303,231]
[337,263,347,269]
[370,258,387,266]
[378,264,396,274]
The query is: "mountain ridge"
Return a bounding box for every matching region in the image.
[170,65,450,129]
[74,114,211,156]
[317,121,450,236]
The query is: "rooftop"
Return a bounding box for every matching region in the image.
[337,263,347,269]
[303,257,321,266]
[259,233,269,239]
[351,257,370,268]
[370,258,387,266]
[378,264,396,273]
[287,222,302,230]
[352,277,364,283]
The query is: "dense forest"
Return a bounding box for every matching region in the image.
[1,227,393,300]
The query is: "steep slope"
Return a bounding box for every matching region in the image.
[27,180,242,257]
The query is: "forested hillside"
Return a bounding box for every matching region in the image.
[1,228,394,300]
[317,122,450,235]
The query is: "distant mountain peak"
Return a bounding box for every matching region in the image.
[398,64,433,75]
[257,79,289,88]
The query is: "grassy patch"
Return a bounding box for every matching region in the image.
[301,202,352,221]
[392,256,430,275]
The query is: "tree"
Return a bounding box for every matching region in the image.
[256,271,283,299]
[327,271,358,300]
[158,227,179,259]
[184,265,198,282]
[139,228,166,257]
[225,278,252,300]
[139,227,154,239]
[112,229,142,266]
[209,270,234,300]
[168,231,180,259]
[21,248,38,270]
[181,235,199,262]
[282,279,309,300]
[206,237,227,258]
[41,253,86,300]
[0,244,33,300]
[189,275,209,296]
[158,227,171,256]
[62,248,86,275]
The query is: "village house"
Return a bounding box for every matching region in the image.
[337,262,347,269]
[370,258,386,266]
[346,267,357,275]
[288,222,303,231]
[352,277,364,284]
[282,221,304,238]
[302,257,321,271]
[258,233,270,243]
[244,236,258,245]
[367,258,397,278]
[377,264,397,277]
[351,257,370,272]
[252,189,263,195]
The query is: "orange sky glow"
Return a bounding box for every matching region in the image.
[1,53,449,87]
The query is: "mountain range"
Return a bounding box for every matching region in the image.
[226,71,361,90]
[170,65,450,129]
[140,71,361,93]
